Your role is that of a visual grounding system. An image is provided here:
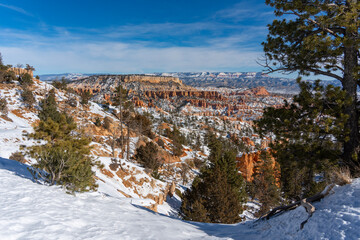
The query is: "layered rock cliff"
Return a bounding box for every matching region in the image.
[8,67,34,77]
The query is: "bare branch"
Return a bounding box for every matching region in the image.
[307,67,343,81]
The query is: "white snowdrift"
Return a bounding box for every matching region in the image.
[1,157,360,239]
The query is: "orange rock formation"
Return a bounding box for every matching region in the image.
[236,150,280,184]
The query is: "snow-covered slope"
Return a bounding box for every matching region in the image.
[1,157,360,240]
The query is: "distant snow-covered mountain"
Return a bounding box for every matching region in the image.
[40,71,341,94]
[39,73,92,81]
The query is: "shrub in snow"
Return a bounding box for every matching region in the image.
[134,141,161,172]
[21,88,36,108]
[80,90,92,105]
[19,73,34,86]
[94,117,102,127]
[9,151,26,163]
[1,71,16,83]
[0,97,8,115]
[103,116,112,130]
[66,97,77,107]
[329,166,352,186]
[28,96,97,193]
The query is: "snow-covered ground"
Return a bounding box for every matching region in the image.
[1,157,360,240]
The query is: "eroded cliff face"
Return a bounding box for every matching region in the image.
[236,150,280,185]
[8,67,34,77]
[242,86,270,96]
[120,75,182,85]
[69,74,185,93]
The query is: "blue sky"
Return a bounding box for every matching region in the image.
[0,0,275,75]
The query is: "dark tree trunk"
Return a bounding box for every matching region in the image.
[119,84,124,155]
[342,43,359,167]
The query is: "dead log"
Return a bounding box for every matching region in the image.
[299,199,315,229]
[257,183,336,222]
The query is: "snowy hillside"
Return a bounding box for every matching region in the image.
[0,80,192,215]
[1,157,359,239]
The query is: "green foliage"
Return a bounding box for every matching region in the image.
[180,134,247,223]
[103,116,112,130]
[1,71,16,83]
[80,90,92,105]
[66,96,77,107]
[0,97,8,115]
[134,142,161,171]
[263,0,360,168]
[28,98,97,193]
[193,157,204,169]
[0,53,15,83]
[256,80,350,200]
[19,73,33,86]
[156,138,165,148]
[131,113,154,139]
[151,169,162,180]
[165,125,187,156]
[250,151,280,216]
[111,85,129,107]
[9,151,26,163]
[39,89,62,122]
[25,64,35,72]
[21,88,36,108]
[94,117,102,127]
[52,78,68,90]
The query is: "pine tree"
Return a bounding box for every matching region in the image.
[262,0,360,168]
[251,151,281,216]
[0,98,8,115]
[80,90,92,105]
[18,73,33,86]
[165,125,187,156]
[180,134,247,223]
[134,141,161,171]
[39,89,62,122]
[28,95,97,193]
[21,87,36,108]
[256,80,349,200]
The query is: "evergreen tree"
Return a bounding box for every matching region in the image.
[131,113,154,139]
[2,71,16,83]
[21,87,36,108]
[256,80,349,200]
[80,90,92,105]
[134,141,161,172]
[52,78,68,90]
[111,85,132,155]
[28,94,97,193]
[180,134,247,223]
[165,125,187,156]
[25,64,35,72]
[39,89,62,122]
[262,0,360,168]
[251,151,281,216]
[111,85,128,108]
[0,98,8,115]
[18,73,33,86]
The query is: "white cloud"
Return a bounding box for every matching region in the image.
[0,21,264,74]
[1,41,262,74]
[213,1,274,23]
[0,3,32,16]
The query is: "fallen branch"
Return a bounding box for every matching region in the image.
[257,183,336,222]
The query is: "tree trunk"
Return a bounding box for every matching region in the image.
[342,43,359,168]
[127,124,130,161]
[119,84,124,156]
